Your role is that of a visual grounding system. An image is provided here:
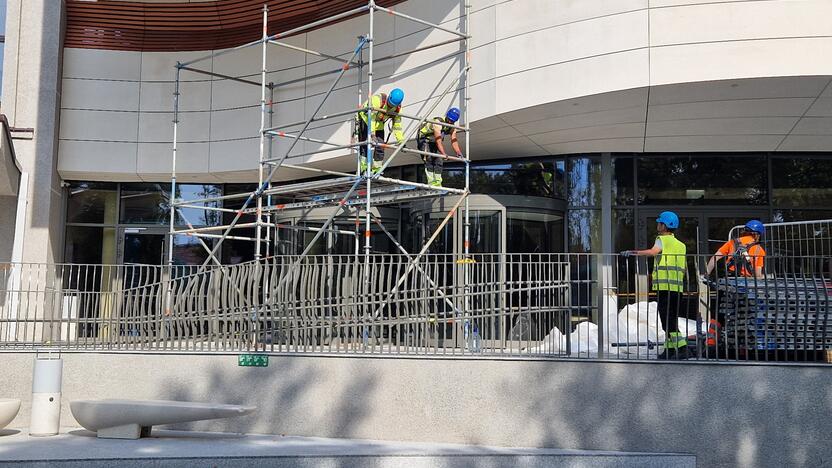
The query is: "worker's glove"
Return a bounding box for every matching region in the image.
[620,250,635,258]
[699,274,709,284]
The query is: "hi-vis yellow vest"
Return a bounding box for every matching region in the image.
[357,93,404,142]
[652,235,686,292]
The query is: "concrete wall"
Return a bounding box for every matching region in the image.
[0,352,829,468]
[0,196,17,262]
[56,0,832,182]
[2,0,65,264]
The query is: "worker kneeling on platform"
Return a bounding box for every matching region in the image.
[417,107,463,188]
[355,88,405,174]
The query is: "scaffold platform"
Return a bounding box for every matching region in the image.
[250,176,464,212]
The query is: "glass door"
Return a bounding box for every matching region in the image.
[119,228,166,266]
[704,214,768,254]
[116,228,167,338]
[637,209,768,291]
[638,210,769,257]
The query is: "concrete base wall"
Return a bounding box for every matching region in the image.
[0,353,828,467]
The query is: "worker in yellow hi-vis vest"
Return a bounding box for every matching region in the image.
[417,107,462,187]
[354,88,405,174]
[621,211,690,359]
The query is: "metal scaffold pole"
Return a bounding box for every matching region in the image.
[168,0,474,350]
[255,4,269,261]
[167,65,181,320]
[462,0,473,342]
[169,66,181,268]
[363,0,376,347]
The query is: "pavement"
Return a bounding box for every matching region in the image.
[0,427,696,467]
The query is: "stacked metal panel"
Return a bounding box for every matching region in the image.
[718,277,832,351]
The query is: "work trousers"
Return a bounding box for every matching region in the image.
[417,135,443,173]
[357,119,385,162]
[656,290,684,336]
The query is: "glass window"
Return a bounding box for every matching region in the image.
[772,157,832,207]
[771,210,832,223]
[67,182,118,224]
[612,157,634,205]
[445,161,559,198]
[65,226,116,264]
[123,232,165,265]
[120,183,221,226]
[218,184,259,263]
[469,210,501,253]
[172,235,215,266]
[768,210,832,261]
[613,208,634,253]
[506,210,563,253]
[64,226,116,301]
[221,228,256,263]
[553,158,566,200]
[413,212,454,254]
[120,183,169,224]
[567,157,601,207]
[178,184,222,227]
[332,221,394,255]
[567,209,601,253]
[637,155,767,205]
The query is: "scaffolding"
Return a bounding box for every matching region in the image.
[167,1,472,324]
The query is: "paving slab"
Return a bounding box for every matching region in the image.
[0,427,695,467]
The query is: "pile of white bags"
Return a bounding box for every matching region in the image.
[530,294,700,357]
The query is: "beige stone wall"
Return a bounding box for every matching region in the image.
[0,352,829,467]
[57,0,832,182]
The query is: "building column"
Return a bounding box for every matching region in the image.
[2,0,66,264]
[596,153,614,354]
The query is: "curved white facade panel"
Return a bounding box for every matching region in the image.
[57,0,832,181]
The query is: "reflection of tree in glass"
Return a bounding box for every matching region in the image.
[567,210,600,253]
[772,158,832,207]
[637,156,767,205]
[174,185,222,227]
[443,162,556,197]
[568,158,600,207]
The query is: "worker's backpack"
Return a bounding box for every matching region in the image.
[726,238,759,276]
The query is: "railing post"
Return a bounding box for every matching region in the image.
[595,254,613,357]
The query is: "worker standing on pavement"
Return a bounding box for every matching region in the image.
[355,88,405,174]
[705,220,766,279]
[621,211,690,359]
[417,107,463,187]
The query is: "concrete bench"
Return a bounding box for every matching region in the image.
[0,399,21,430]
[70,399,256,439]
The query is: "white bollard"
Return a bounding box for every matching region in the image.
[29,357,62,436]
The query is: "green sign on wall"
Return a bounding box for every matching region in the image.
[238,354,269,367]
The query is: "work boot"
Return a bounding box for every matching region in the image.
[361,159,383,174]
[658,345,692,360]
[424,168,435,185]
[432,173,443,188]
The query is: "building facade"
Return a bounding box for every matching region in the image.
[2,0,832,265]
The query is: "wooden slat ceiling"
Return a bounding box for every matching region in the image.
[65,0,406,52]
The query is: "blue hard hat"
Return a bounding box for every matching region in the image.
[656,211,679,229]
[446,107,461,123]
[388,88,404,107]
[745,219,765,235]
